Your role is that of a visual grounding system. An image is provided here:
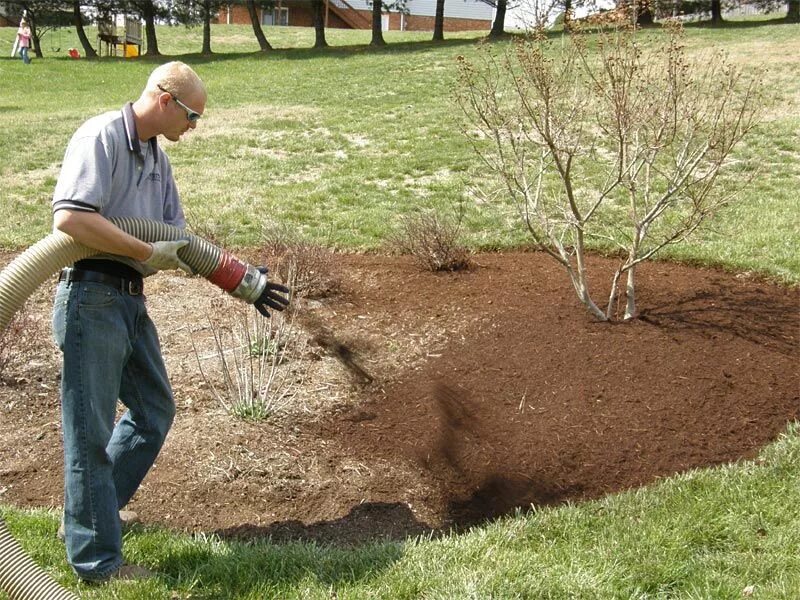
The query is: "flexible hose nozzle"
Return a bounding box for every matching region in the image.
[205,250,270,304]
[230,264,269,304]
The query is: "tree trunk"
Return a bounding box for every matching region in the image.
[312,0,328,48]
[72,0,97,58]
[142,1,160,57]
[635,0,654,25]
[371,0,385,46]
[563,0,573,30]
[489,0,506,38]
[710,0,723,24]
[788,0,800,21]
[570,265,607,321]
[202,5,212,55]
[624,265,636,320]
[246,0,272,50]
[31,23,42,58]
[433,0,445,41]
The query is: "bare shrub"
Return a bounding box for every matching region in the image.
[389,209,472,272]
[189,299,308,422]
[513,0,570,32]
[260,223,341,299]
[456,23,763,321]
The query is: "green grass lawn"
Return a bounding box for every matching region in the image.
[2,425,798,599]
[0,21,798,281]
[1,19,798,600]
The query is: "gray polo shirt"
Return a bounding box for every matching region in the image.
[52,102,185,274]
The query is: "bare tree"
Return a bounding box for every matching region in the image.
[126,0,168,56]
[71,0,98,58]
[511,0,565,32]
[789,0,799,20]
[368,0,407,46]
[199,0,224,54]
[311,0,328,48]
[710,0,723,23]
[433,0,445,41]
[245,0,273,50]
[456,23,763,321]
[481,0,557,38]
[493,0,509,35]
[172,0,224,54]
[370,0,386,46]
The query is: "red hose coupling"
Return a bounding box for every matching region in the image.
[207,252,247,292]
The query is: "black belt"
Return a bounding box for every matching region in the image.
[59,267,144,296]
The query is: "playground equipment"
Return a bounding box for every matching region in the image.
[97,13,142,58]
[50,27,62,53]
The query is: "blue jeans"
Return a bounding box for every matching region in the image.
[53,279,175,581]
[20,46,30,64]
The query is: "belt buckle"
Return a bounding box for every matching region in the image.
[127,280,143,295]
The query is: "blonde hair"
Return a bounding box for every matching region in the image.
[146,61,206,99]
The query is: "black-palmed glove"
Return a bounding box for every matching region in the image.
[255,266,290,317]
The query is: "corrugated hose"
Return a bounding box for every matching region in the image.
[0,217,281,599]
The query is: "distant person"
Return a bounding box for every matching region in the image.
[16,18,31,64]
[51,60,289,584]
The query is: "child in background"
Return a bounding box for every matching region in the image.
[16,19,32,64]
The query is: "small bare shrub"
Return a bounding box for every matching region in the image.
[260,223,341,299]
[389,209,472,272]
[189,300,307,422]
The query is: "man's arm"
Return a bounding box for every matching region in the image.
[53,209,153,262]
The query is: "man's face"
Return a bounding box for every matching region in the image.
[161,87,206,142]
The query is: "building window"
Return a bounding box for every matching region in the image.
[261,6,288,25]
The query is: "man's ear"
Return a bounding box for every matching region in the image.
[156,90,171,111]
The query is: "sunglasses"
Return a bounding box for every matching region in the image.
[156,84,202,123]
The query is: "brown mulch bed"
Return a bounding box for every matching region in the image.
[1,251,798,546]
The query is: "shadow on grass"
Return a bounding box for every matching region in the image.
[142,503,416,599]
[214,501,433,547]
[162,540,404,599]
[683,16,796,29]
[68,14,797,65]
[212,478,572,548]
[44,35,496,66]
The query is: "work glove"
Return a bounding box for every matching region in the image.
[255,266,291,318]
[144,239,193,274]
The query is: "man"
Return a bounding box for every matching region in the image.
[51,61,209,583]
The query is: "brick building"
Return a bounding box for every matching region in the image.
[217,0,493,32]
